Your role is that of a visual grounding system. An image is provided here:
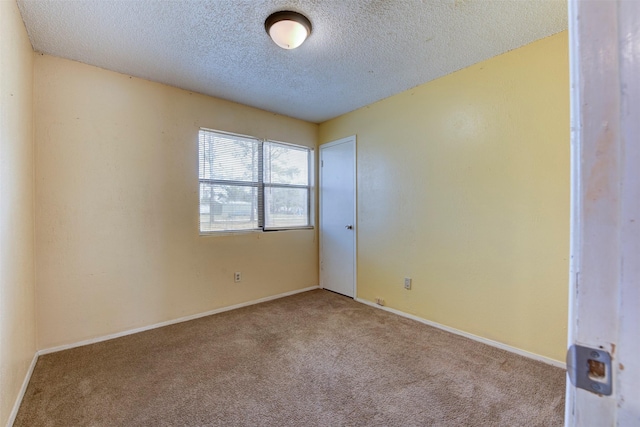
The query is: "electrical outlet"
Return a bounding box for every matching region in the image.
[375,297,385,306]
[234,272,241,283]
[404,277,412,290]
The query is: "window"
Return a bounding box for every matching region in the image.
[198,129,312,233]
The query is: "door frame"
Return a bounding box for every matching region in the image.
[566,0,640,424]
[319,135,357,298]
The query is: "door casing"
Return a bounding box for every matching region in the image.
[319,136,357,298]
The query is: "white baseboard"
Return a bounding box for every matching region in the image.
[39,286,319,356]
[6,352,38,427]
[355,297,566,369]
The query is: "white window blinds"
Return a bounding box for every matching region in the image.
[198,129,312,233]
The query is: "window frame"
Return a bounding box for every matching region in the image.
[198,128,314,235]
[263,139,314,231]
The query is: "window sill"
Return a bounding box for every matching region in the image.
[199,226,314,237]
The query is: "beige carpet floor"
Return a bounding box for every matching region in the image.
[15,289,565,426]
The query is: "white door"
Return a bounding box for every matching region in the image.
[566,0,640,425]
[320,136,356,298]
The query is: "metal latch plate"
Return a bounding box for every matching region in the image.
[566,344,612,396]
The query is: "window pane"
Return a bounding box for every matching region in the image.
[198,129,312,233]
[265,186,308,228]
[200,183,259,232]
[264,142,309,185]
[199,132,260,182]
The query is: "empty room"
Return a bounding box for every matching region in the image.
[3,0,638,426]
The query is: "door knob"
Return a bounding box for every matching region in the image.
[345,225,353,230]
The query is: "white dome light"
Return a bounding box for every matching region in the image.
[265,11,312,50]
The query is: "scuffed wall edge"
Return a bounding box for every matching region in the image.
[39,286,319,356]
[10,287,320,424]
[356,298,566,369]
[6,353,38,427]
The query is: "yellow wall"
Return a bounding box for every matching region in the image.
[319,32,569,362]
[0,1,37,424]
[34,55,319,350]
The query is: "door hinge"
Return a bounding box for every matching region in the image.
[567,344,612,396]
[321,160,324,167]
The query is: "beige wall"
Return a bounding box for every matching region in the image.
[34,55,319,350]
[319,32,569,362]
[0,1,37,424]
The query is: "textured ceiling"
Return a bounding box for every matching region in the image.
[17,0,567,123]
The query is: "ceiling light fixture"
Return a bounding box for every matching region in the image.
[265,11,312,50]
